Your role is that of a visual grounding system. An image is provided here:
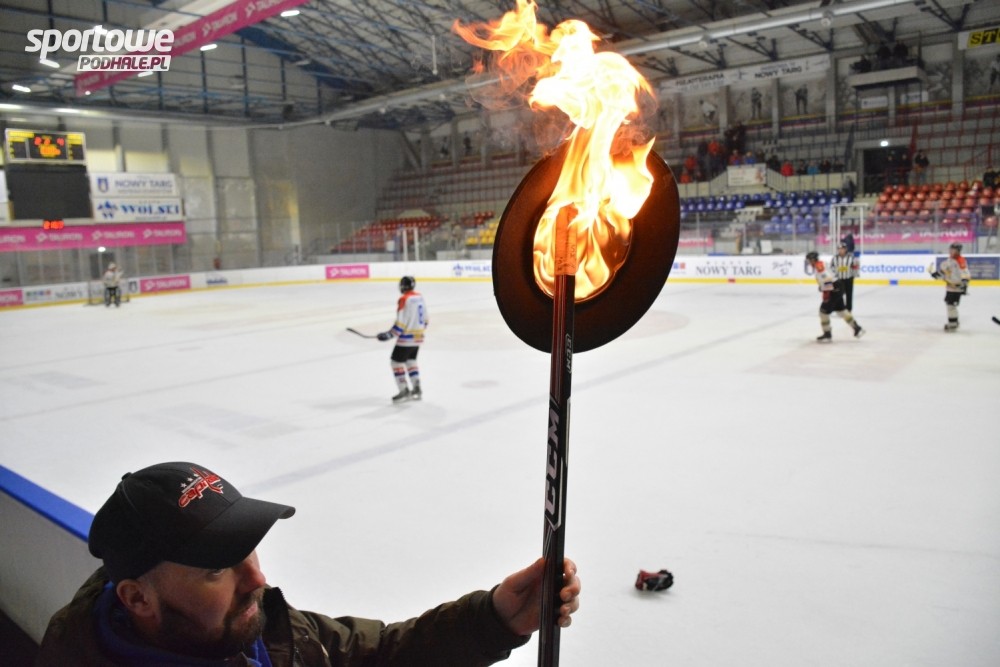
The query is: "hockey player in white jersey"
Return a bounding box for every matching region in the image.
[930,242,971,331]
[102,263,123,307]
[806,251,864,342]
[378,276,428,402]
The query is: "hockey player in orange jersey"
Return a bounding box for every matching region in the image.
[805,251,865,342]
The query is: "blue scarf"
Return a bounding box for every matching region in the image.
[95,583,273,666]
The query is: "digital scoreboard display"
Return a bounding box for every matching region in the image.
[4,129,86,163]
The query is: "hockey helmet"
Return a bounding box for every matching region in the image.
[805,251,819,262]
[108,263,117,270]
[949,242,962,252]
[399,276,416,293]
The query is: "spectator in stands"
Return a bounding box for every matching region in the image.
[734,121,747,153]
[852,55,872,74]
[744,151,757,165]
[724,125,737,154]
[983,165,998,189]
[892,41,909,67]
[899,150,912,185]
[728,150,743,166]
[781,159,795,177]
[876,43,892,70]
[679,168,693,184]
[37,461,582,666]
[795,84,808,114]
[697,138,709,175]
[913,150,930,185]
[885,150,898,185]
[832,157,845,172]
[843,175,857,201]
[684,153,698,176]
[767,153,782,173]
[992,54,1000,90]
[819,157,832,174]
[806,160,820,176]
[751,88,763,119]
[797,160,809,176]
[707,136,725,177]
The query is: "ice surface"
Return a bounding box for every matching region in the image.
[1,279,998,666]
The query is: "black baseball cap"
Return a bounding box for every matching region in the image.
[89,462,295,582]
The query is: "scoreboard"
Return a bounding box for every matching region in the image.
[4,129,86,163]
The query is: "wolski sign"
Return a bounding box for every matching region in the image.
[94,198,184,223]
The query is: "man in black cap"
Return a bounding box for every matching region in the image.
[37,461,581,666]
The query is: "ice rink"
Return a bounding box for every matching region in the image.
[2,277,999,666]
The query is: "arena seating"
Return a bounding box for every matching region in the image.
[333,215,443,253]
[867,181,996,226]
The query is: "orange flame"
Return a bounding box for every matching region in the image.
[455,0,655,300]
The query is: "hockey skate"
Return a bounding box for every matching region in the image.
[391,387,411,403]
[816,331,832,343]
[410,384,422,401]
[853,324,865,338]
[943,322,959,332]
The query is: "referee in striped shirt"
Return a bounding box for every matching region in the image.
[830,242,860,311]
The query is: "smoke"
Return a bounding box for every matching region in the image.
[453,0,656,157]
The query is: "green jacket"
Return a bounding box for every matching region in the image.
[36,568,530,666]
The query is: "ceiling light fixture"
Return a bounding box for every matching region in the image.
[280,9,300,17]
[820,10,834,28]
[12,84,32,93]
[137,71,154,78]
[617,0,913,57]
[40,58,61,69]
[200,43,217,51]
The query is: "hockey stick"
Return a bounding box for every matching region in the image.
[992,316,1000,326]
[346,327,380,339]
[538,211,575,667]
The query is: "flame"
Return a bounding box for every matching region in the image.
[455,0,655,300]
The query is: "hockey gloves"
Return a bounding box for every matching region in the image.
[377,331,393,341]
